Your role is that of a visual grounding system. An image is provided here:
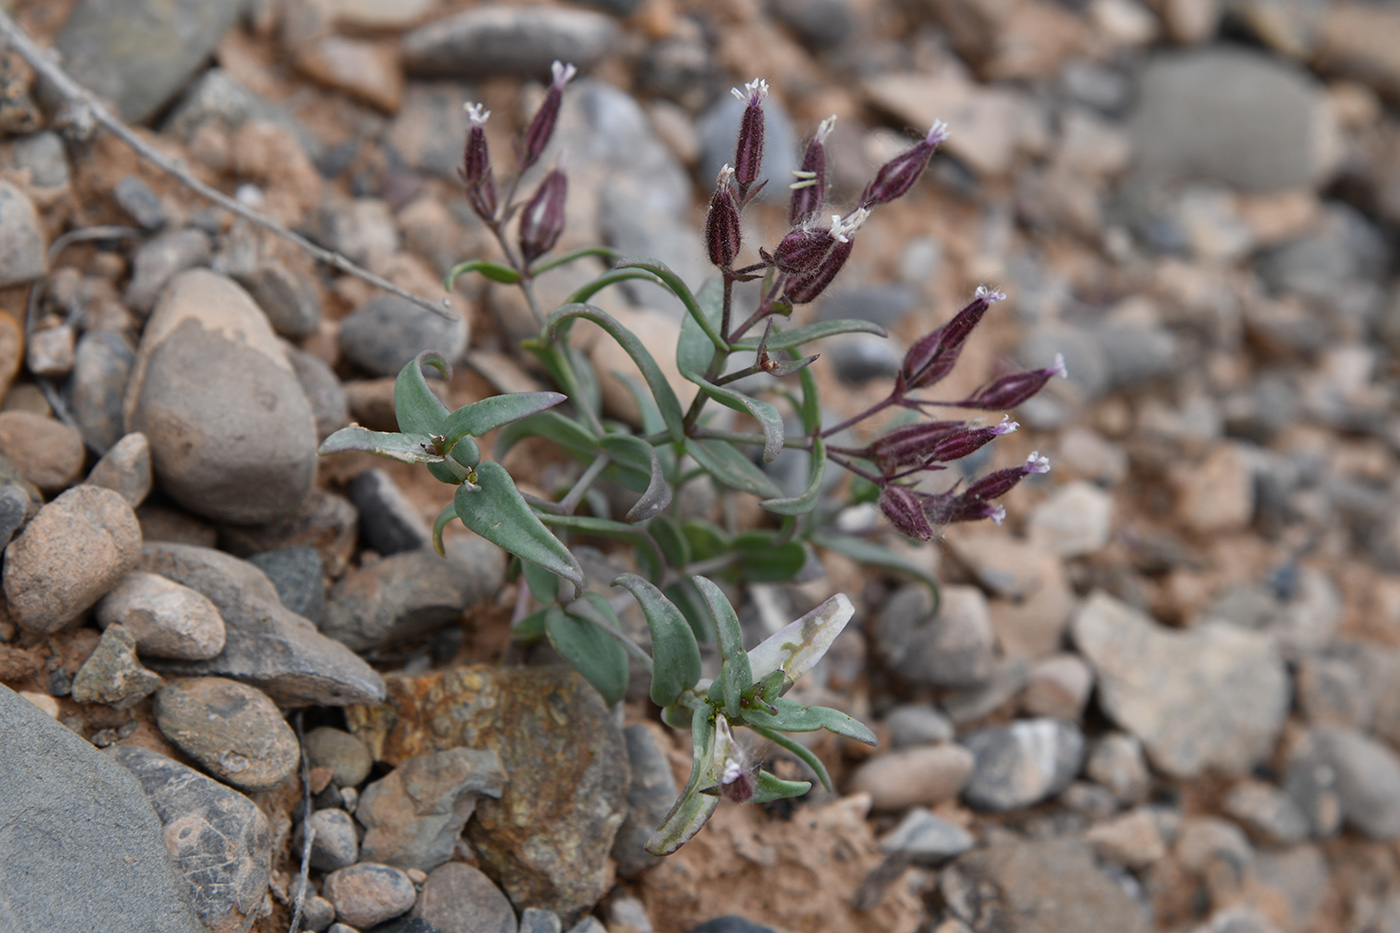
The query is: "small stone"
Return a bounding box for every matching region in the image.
[86,432,153,507]
[942,658,1032,726]
[879,807,975,864]
[884,704,955,748]
[218,490,358,578]
[0,313,22,400]
[1311,725,1400,840]
[1085,732,1151,804]
[3,131,69,195]
[0,483,30,547]
[945,528,1049,600]
[961,718,1085,811]
[1083,808,1168,869]
[323,863,417,929]
[417,862,515,933]
[301,807,359,872]
[1177,443,1256,535]
[1222,779,1311,846]
[26,323,76,377]
[1175,816,1254,906]
[96,570,225,660]
[108,744,272,933]
[1295,653,1369,729]
[611,723,678,877]
[986,554,1077,660]
[0,410,86,493]
[70,624,163,709]
[0,181,45,285]
[402,6,619,78]
[304,726,373,788]
[287,345,350,442]
[296,36,403,113]
[1027,481,1114,557]
[303,896,336,932]
[329,0,435,30]
[153,677,300,792]
[848,744,976,811]
[348,469,432,556]
[520,908,562,933]
[687,919,781,933]
[3,485,142,634]
[68,329,137,454]
[123,228,213,316]
[338,294,469,378]
[238,262,322,339]
[113,175,168,230]
[247,546,325,624]
[873,584,995,688]
[1281,733,1343,839]
[1023,653,1094,720]
[357,747,506,871]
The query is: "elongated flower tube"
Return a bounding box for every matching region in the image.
[900,286,1005,393]
[520,60,576,172]
[957,354,1068,410]
[789,114,835,224]
[860,119,950,207]
[460,103,498,221]
[731,78,769,198]
[518,161,568,264]
[961,451,1051,504]
[880,484,935,540]
[704,165,741,269]
[865,420,966,470]
[926,416,1017,464]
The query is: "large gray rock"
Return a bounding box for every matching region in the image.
[1311,726,1400,840]
[108,745,273,933]
[125,269,317,525]
[402,6,620,78]
[1073,590,1290,778]
[140,542,385,706]
[0,685,204,933]
[53,0,247,124]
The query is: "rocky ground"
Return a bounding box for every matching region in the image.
[2,0,1400,931]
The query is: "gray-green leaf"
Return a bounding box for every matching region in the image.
[319,427,444,464]
[544,606,628,706]
[454,461,583,587]
[612,573,701,706]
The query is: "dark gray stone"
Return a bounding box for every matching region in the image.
[417,862,516,933]
[300,808,359,872]
[67,329,137,455]
[873,583,995,688]
[217,489,358,578]
[611,724,678,877]
[287,345,350,442]
[0,483,30,547]
[114,175,168,231]
[108,744,273,933]
[339,294,468,377]
[402,6,620,78]
[770,0,854,49]
[0,685,204,933]
[348,469,432,556]
[880,807,975,864]
[1255,203,1388,309]
[123,228,213,315]
[635,36,719,108]
[238,262,322,339]
[825,334,905,384]
[817,285,917,329]
[140,542,386,706]
[961,718,1085,812]
[689,918,782,933]
[247,546,325,624]
[1311,726,1400,840]
[70,623,163,709]
[520,908,562,933]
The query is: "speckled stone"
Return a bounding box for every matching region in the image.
[322,862,416,929]
[70,624,163,709]
[153,677,300,792]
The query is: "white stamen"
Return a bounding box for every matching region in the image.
[789,169,818,190]
[464,102,491,126]
[1050,352,1068,379]
[829,207,870,243]
[992,415,1018,435]
[815,114,838,143]
[1025,451,1051,474]
[987,505,1007,525]
[721,758,744,785]
[926,119,951,146]
[975,285,1007,303]
[731,78,770,104]
[551,61,577,87]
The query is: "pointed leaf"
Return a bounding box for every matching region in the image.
[393,351,452,436]
[445,259,522,288]
[615,257,727,353]
[761,440,827,516]
[646,708,721,856]
[745,724,833,792]
[611,371,668,438]
[600,435,672,522]
[732,318,888,351]
[561,267,662,304]
[544,607,628,706]
[612,573,702,706]
[686,438,783,499]
[694,575,750,718]
[750,770,811,804]
[747,593,854,685]
[454,461,583,587]
[665,579,715,643]
[739,697,875,745]
[521,560,559,604]
[532,244,621,277]
[537,513,665,584]
[513,607,549,639]
[493,411,599,461]
[319,427,444,463]
[441,392,567,446]
[733,532,807,583]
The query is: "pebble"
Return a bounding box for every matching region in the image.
[1222,779,1311,846]
[3,131,69,196]
[1026,481,1114,557]
[287,345,351,441]
[126,269,317,524]
[417,862,517,933]
[70,624,163,709]
[1085,732,1152,804]
[0,312,21,399]
[1128,46,1338,191]
[345,666,628,918]
[305,726,373,789]
[329,0,436,31]
[296,36,404,113]
[301,807,360,872]
[67,328,137,454]
[884,704,956,748]
[95,571,223,660]
[385,81,477,181]
[153,676,300,792]
[873,584,995,688]
[302,896,337,932]
[3,485,142,634]
[1253,845,1329,933]
[1083,808,1168,869]
[687,920,781,933]
[961,718,1085,811]
[0,686,205,933]
[113,175,168,230]
[521,908,563,933]
[123,228,213,315]
[85,431,153,507]
[237,261,323,339]
[1176,443,1257,535]
[323,865,417,930]
[1310,725,1400,840]
[1295,653,1369,729]
[1072,590,1289,778]
[140,542,385,705]
[347,469,432,556]
[109,744,273,933]
[322,545,505,652]
[26,323,75,377]
[848,743,975,811]
[357,747,506,871]
[1354,643,1400,748]
[1175,816,1254,906]
[0,410,85,493]
[941,837,1151,933]
[247,545,325,624]
[0,483,30,547]
[1023,653,1094,721]
[401,6,620,78]
[945,528,1049,601]
[217,489,359,578]
[879,807,975,864]
[942,657,1031,725]
[0,181,45,285]
[986,553,1077,660]
[611,723,679,877]
[339,294,469,378]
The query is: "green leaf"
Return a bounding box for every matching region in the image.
[561,267,662,304]
[445,258,522,288]
[646,708,721,856]
[537,513,666,584]
[494,411,600,462]
[513,607,549,639]
[796,354,821,435]
[393,351,451,436]
[686,438,783,499]
[732,532,807,583]
[731,318,888,351]
[612,573,702,707]
[521,560,559,604]
[544,606,628,706]
[600,435,672,522]
[454,461,584,588]
[319,427,444,464]
[611,372,668,438]
[649,515,691,568]
[545,303,685,441]
[760,439,826,516]
[441,392,567,447]
[665,580,715,643]
[738,697,875,745]
[532,245,621,277]
[681,519,729,562]
[615,257,727,353]
[431,503,456,556]
[745,724,833,792]
[750,770,811,804]
[811,532,940,620]
[694,575,750,718]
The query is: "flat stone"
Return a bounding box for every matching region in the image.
[357,747,505,871]
[1026,481,1114,557]
[139,542,385,706]
[345,665,627,919]
[323,863,416,929]
[0,410,85,493]
[339,294,469,378]
[329,0,436,30]
[873,584,996,688]
[1023,653,1094,721]
[0,685,205,933]
[416,862,516,933]
[217,489,358,578]
[402,6,620,78]
[1083,808,1168,869]
[96,570,225,660]
[108,744,272,933]
[961,718,1085,811]
[879,807,975,864]
[1223,779,1311,846]
[86,432,154,507]
[26,323,75,377]
[611,723,678,877]
[153,677,300,792]
[67,328,137,454]
[296,36,403,113]
[884,704,955,748]
[1072,590,1289,778]
[848,743,976,811]
[70,624,163,709]
[125,269,317,525]
[0,181,45,285]
[3,485,142,634]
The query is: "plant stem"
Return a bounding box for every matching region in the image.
[568,598,654,674]
[820,394,896,439]
[556,452,611,515]
[827,451,882,484]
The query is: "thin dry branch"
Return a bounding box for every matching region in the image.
[0,10,456,320]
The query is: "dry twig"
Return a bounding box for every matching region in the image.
[0,10,456,320]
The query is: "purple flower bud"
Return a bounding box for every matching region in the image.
[705,165,742,269]
[771,225,835,275]
[860,119,949,207]
[962,451,1049,503]
[781,212,866,304]
[460,103,498,221]
[719,758,756,803]
[957,354,1067,410]
[789,114,835,225]
[867,420,966,469]
[880,484,934,540]
[518,163,568,265]
[928,416,1017,463]
[900,286,1005,391]
[519,61,576,172]
[731,78,769,197]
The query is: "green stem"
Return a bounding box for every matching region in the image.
[820,394,896,439]
[556,452,611,515]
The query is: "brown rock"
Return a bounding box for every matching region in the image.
[153,677,299,792]
[70,624,163,709]
[0,312,23,402]
[847,744,976,811]
[296,36,403,112]
[0,410,86,493]
[96,570,225,660]
[86,432,153,508]
[1176,443,1256,535]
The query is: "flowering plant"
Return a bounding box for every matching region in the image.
[319,65,1062,852]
